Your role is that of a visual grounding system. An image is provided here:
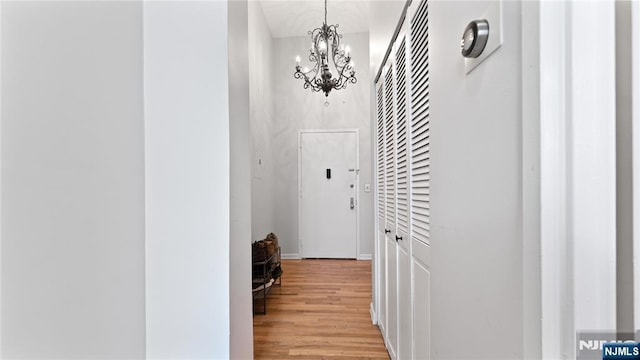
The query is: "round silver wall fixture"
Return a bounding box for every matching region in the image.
[461,19,489,58]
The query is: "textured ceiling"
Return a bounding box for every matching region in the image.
[259,0,370,38]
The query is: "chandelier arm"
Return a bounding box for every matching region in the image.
[335,62,351,84]
[305,80,322,92]
[308,50,318,64]
[297,70,322,92]
[332,54,347,72]
[314,53,322,75]
[328,28,350,73]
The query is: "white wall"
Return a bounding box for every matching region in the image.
[249,1,277,241]
[521,1,541,357]
[1,2,249,358]
[143,2,231,358]
[427,1,525,358]
[369,0,406,80]
[1,2,146,357]
[272,32,372,258]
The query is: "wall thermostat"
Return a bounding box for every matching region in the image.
[461,19,489,58]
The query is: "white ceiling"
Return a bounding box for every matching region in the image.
[259,0,370,38]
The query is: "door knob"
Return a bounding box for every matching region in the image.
[385,229,391,234]
[395,235,403,242]
[350,197,355,210]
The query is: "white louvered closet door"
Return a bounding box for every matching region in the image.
[394,25,413,360]
[409,0,431,359]
[410,0,431,247]
[394,31,409,249]
[375,78,388,337]
[374,1,430,357]
[383,60,399,359]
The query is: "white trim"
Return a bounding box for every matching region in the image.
[297,129,360,260]
[370,302,377,325]
[632,0,640,334]
[372,84,380,328]
[0,1,3,354]
[298,132,302,257]
[540,1,618,357]
[569,0,617,335]
[539,2,572,358]
[373,79,385,330]
[281,253,301,260]
[358,254,372,261]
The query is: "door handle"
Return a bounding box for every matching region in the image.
[396,235,403,242]
[350,197,355,210]
[385,229,391,234]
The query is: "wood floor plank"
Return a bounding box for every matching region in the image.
[253,259,389,359]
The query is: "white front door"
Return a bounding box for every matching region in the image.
[299,131,358,259]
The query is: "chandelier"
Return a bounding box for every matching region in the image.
[294,0,357,104]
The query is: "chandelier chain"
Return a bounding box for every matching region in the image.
[324,0,327,25]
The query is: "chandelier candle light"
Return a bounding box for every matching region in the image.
[294,0,357,106]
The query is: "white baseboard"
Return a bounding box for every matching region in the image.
[283,254,371,260]
[370,302,377,325]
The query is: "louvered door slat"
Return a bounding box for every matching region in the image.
[384,66,396,229]
[413,171,430,181]
[377,81,386,227]
[412,117,430,134]
[413,225,430,239]
[413,148,430,162]
[412,82,430,103]
[412,48,429,70]
[413,109,430,126]
[395,35,409,236]
[412,36,429,59]
[412,11,429,42]
[410,0,431,245]
[413,132,430,147]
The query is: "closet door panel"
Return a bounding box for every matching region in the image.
[412,240,431,360]
[394,27,413,360]
[409,0,431,359]
[409,0,431,248]
[383,62,398,360]
[395,33,409,249]
[375,79,387,336]
[386,233,398,359]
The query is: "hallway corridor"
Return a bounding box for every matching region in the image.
[253,259,389,359]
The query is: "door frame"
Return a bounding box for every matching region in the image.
[297,129,360,259]
[633,0,640,333]
[537,1,617,357]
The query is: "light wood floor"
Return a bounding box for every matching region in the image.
[253,259,389,359]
